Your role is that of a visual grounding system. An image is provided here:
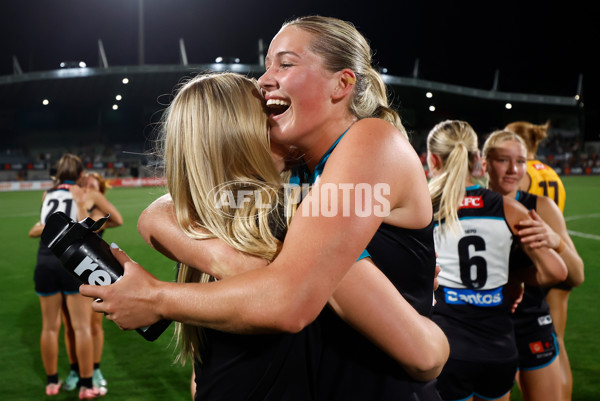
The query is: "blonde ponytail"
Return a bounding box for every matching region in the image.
[427,120,479,233]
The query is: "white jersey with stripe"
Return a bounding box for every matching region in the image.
[435,186,513,292]
[432,185,518,362]
[41,183,77,224]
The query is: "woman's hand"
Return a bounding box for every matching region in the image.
[79,244,163,330]
[517,209,561,250]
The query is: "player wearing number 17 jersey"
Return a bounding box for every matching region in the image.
[426,120,567,401]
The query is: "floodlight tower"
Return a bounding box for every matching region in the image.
[138,0,144,65]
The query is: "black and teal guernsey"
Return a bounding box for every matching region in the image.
[194,132,440,400]
[511,190,553,333]
[193,206,321,401]
[432,186,518,363]
[511,190,558,368]
[310,133,441,400]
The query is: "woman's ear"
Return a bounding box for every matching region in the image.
[427,152,442,173]
[331,69,356,100]
[480,153,488,174]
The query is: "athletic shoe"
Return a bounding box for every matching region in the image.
[79,386,103,399]
[45,381,61,396]
[92,368,107,388]
[63,370,79,391]
[97,385,107,396]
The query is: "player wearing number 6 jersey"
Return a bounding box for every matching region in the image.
[425,120,567,401]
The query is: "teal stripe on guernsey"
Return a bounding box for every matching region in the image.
[357,249,370,261]
[289,129,370,261]
[459,216,505,221]
[309,130,347,184]
[465,184,481,191]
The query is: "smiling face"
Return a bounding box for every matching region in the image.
[484,138,528,196]
[258,26,340,150]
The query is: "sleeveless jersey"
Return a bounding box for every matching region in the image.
[526,160,566,213]
[311,132,441,400]
[432,186,517,362]
[40,182,78,223]
[511,191,554,334]
[35,181,82,295]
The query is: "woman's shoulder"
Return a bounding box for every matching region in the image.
[350,117,400,135]
[342,118,410,154]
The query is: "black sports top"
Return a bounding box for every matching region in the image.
[307,131,439,400]
[511,191,554,333]
[316,221,440,401]
[432,186,518,363]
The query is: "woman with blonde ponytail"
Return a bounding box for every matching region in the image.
[84,16,450,401]
[505,121,574,401]
[426,120,567,401]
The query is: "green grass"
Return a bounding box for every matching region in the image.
[0,186,191,401]
[0,177,599,400]
[509,176,600,401]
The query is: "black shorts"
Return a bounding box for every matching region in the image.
[436,358,518,401]
[516,327,559,370]
[34,250,81,296]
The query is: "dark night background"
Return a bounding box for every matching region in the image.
[0,0,598,158]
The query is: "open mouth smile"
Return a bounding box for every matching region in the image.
[266,98,290,117]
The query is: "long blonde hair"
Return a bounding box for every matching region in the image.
[161,72,292,363]
[427,120,479,233]
[284,16,406,137]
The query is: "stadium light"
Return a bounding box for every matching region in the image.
[429,105,436,112]
[215,57,224,63]
[505,103,512,109]
[42,99,49,106]
[112,104,119,110]
[426,92,433,98]
[122,78,129,84]
[115,95,122,101]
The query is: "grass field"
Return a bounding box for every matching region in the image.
[0,176,598,400]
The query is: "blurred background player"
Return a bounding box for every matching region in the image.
[426,120,566,401]
[29,154,103,398]
[62,172,123,395]
[505,120,577,401]
[481,130,583,401]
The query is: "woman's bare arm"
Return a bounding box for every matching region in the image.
[503,197,567,286]
[517,198,584,287]
[89,190,124,228]
[80,120,427,334]
[29,221,44,238]
[137,196,447,380]
[137,194,267,279]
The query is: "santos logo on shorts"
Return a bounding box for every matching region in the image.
[444,287,503,307]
